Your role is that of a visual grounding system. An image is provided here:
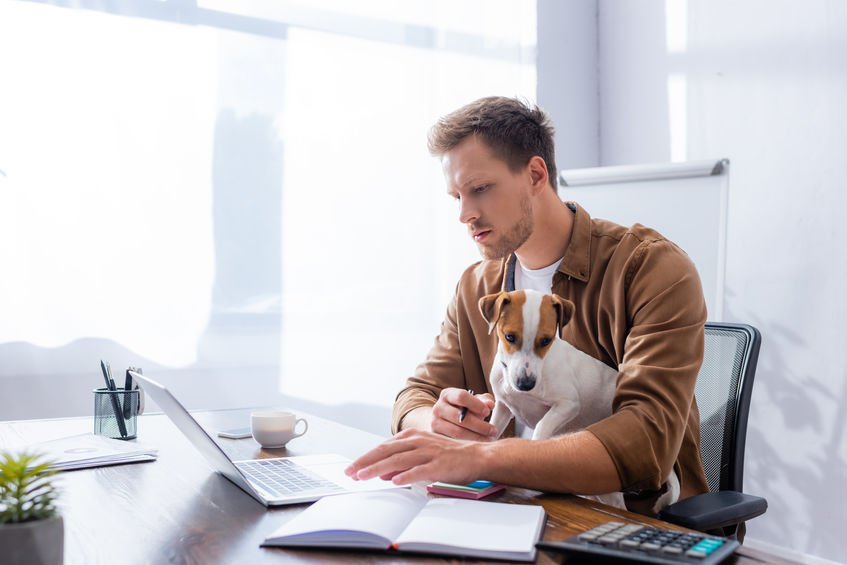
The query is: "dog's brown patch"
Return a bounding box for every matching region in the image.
[535,294,561,356]
[496,290,526,354]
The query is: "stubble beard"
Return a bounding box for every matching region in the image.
[475,193,534,260]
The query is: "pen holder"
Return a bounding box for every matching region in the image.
[93,388,139,440]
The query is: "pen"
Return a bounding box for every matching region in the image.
[101,360,128,438]
[100,360,112,390]
[458,389,474,423]
[123,368,133,419]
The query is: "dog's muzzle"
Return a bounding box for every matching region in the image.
[515,370,536,392]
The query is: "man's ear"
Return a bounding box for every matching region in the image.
[479,292,511,335]
[550,294,576,338]
[527,155,549,195]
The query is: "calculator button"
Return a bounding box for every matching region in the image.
[662,545,684,554]
[691,540,723,554]
[686,548,710,558]
[620,539,641,548]
[640,542,662,550]
[702,539,723,548]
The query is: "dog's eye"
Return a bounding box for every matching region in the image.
[539,337,552,347]
[504,334,516,343]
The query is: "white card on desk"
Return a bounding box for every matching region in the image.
[24,433,157,471]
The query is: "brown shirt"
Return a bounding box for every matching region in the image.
[391,202,709,513]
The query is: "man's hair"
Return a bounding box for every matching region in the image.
[427,96,557,193]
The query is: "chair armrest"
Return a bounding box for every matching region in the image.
[658,491,767,531]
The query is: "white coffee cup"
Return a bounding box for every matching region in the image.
[250,410,308,448]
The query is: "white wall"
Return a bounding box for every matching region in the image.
[540,1,846,562]
[537,0,599,170]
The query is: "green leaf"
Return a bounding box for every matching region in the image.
[0,450,60,523]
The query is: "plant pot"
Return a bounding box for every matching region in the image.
[0,515,64,565]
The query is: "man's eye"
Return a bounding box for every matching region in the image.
[505,334,516,343]
[473,185,489,193]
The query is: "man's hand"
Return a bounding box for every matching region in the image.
[402,388,498,440]
[431,388,498,439]
[346,426,622,494]
[344,428,486,486]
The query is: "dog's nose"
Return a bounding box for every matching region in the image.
[516,372,536,391]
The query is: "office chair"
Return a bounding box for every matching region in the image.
[658,322,768,539]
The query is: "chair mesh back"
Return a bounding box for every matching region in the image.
[695,327,749,494]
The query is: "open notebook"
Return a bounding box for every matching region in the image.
[262,489,546,562]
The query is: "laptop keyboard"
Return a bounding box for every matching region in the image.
[236,458,344,498]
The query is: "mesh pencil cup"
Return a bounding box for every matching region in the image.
[93,388,139,440]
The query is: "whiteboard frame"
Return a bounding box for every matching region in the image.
[559,159,729,320]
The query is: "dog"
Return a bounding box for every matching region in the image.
[478,289,679,513]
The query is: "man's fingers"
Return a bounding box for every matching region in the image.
[431,412,497,440]
[352,441,435,482]
[431,388,496,439]
[461,390,494,419]
[345,431,416,477]
[477,392,496,409]
[437,387,487,413]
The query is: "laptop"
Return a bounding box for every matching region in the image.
[130,371,400,506]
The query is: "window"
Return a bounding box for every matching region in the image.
[0,0,536,419]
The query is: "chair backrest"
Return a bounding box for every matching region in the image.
[695,322,761,494]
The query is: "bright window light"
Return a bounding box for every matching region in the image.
[0,1,536,414]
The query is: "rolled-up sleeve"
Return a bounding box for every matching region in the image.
[586,239,707,492]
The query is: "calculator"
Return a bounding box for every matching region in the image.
[536,521,739,564]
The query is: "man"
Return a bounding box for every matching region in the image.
[345,96,709,515]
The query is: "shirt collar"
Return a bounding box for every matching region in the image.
[503,201,591,291]
[558,201,591,283]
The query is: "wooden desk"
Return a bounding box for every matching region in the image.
[0,410,790,564]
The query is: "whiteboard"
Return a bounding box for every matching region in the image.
[559,159,728,320]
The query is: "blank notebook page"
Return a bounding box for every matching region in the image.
[396,497,544,553]
[271,489,425,545]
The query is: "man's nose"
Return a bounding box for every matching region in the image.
[458,199,478,225]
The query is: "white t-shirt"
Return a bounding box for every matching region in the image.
[514,257,563,294]
[512,256,564,438]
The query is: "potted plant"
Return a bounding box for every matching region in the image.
[0,452,63,565]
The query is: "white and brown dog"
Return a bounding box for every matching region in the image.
[478,289,679,512]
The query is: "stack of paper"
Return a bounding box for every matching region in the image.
[426,480,505,499]
[25,433,157,471]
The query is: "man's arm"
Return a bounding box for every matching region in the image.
[586,238,708,493]
[400,390,497,440]
[397,405,431,431]
[345,428,621,495]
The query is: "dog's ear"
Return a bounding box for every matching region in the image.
[550,294,576,338]
[478,292,511,335]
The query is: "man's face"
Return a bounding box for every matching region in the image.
[442,136,534,260]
